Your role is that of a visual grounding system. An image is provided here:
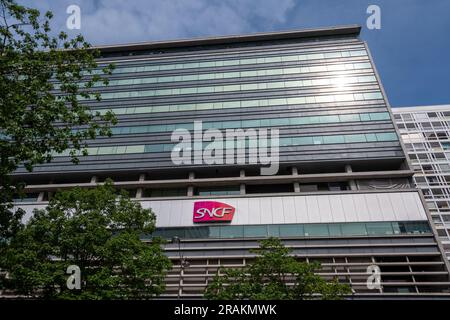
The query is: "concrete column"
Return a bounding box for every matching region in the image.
[136,174,146,198]
[345,165,358,190]
[240,169,245,177]
[37,192,45,202]
[240,183,246,195]
[188,172,195,196]
[90,176,97,184]
[292,167,300,192]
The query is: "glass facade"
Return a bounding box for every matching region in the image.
[79,75,376,100]
[150,221,431,240]
[54,131,398,157]
[107,112,390,135]
[73,62,373,88]
[87,49,368,75]
[95,91,384,116]
[195,186,241,196]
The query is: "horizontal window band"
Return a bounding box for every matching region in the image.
[88,49,368,76]
[78,75,377,101]
[92,91,384,116]
[70,62,372,89]
[148,221,431,240]
[96,41,365,66]
[53,131,399,157]
[107,112,391,135]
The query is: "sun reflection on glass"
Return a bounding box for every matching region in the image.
[333,76,350,89]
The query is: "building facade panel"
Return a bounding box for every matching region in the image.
[19,191,427,227]
[393,105,450,261]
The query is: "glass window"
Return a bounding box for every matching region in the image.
[289,136,309,145]
[97,146,115,155]
[145,144,164,153]
[152,221,430,240]
[244,225,267,237]
[222,60,238,66]
[264,56,281,63]
[323,135,345,144]
[376,132,398,141]
[181,74,197,81]
[279,224,304,237]
[155,227,185,239]
[345,134,366,143]
[281,55,298,62]
[365,133,377,142]
[366,222,394,235]
[267,225,280,237]
[196,186,240,196]
[220,226,244,238]
[198,74,213,80]
[241,70,257,77]
[308,53,324,60]
[283,67,301,74]
[270,118,290,126]
[310,66,327,72]
[369,112,390,121]
[341,223,367,236]
[304,224,329,236]
[241,83,258,91]
[242,119,260,128]
[313,136,323,144]
[315,95,334,103]
[125,145,145,153]
[286,97,306,104]
[400,222,430,234]
[328,224,342,236]
[143,188,186,197]
[320,115,340,123]
[224,85,240,92]
[185,227,209,239]
[324,52,342,58]
[209,226,221,238]
[199,61,215,68]
[350,50,367,56]
[334,94,354,102]
[224,72,240,78]
[197,86,214,93]
[241,58,257,65]
[340,114,360,122]
[364,92,383,100]
[180,87,197,94]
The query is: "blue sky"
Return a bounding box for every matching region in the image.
[19,0,450,108]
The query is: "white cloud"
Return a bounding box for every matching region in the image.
[20,0,296,45]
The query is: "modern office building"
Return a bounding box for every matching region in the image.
[393,105,450,261]
[12,26,450,298]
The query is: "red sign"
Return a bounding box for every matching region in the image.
[193,201,235,223]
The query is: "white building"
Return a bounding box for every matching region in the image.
[393,105,450,261]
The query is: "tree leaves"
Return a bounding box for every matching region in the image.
[0,0,116,239]
[204,238,352,300]
[1,181,172,299]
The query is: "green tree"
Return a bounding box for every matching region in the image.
[0,0,116,240]
[205,238,351,300]
[1,181,171,299]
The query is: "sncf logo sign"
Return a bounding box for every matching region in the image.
[193,201,235,223]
